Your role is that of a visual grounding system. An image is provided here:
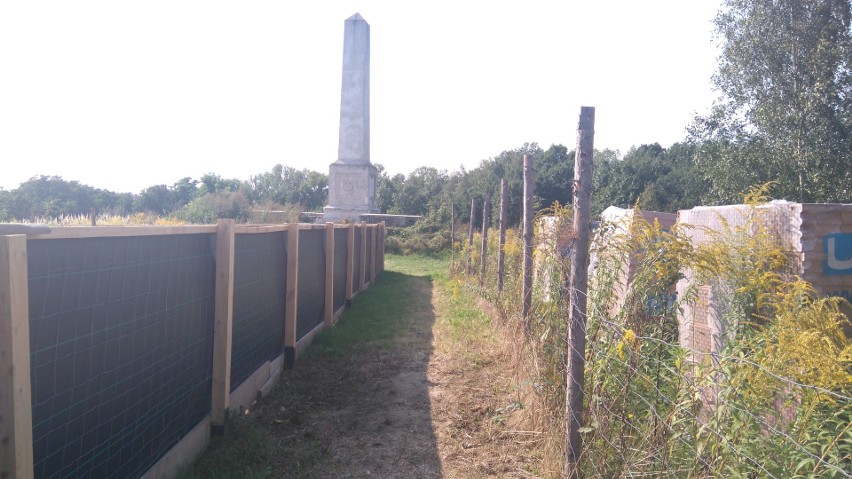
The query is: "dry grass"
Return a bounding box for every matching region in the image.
[429,277,541,478]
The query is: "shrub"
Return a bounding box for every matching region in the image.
[173,191,251,224]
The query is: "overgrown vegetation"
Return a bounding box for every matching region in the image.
[460,191,852,477]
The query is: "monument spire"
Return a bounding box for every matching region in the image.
[337,12,370,165]
[323,13,379,222]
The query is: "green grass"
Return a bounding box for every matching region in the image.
[305,253,448,356]
[386,251,450,279]
[435,272,495,366]
[175,416,273,479]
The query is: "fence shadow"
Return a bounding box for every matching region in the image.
[259,269,443,478]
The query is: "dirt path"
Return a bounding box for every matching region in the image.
[248,258,536,478]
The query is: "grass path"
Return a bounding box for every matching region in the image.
[181,254,535,478]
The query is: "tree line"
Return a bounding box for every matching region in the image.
[2,0,849,226]
[0,139,762,226]
[0,166,327,223]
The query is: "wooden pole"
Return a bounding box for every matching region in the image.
[324,222,334,327]
[285,223,300,367]
[450,203,455,274]
[346,223,355,303]
[565,106,595,478]
[479,197,490,287]
[211,219,235,433]
[0,235,34,479]
[522,154,535,330]
[90,207,97,226]
[497,179,508,295]
[467,198,476,275]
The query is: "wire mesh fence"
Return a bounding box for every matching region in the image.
[0,222,386,479]
[365,227,373,284]
[333,228,348,313]
[353,229,362,293]
[296,229,325,340]
[27,234,216,479]
[458,204,851,478]
[230,231,287,390]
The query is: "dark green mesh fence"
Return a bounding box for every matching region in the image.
[365,227,373,284]
[230,231,286,390]
[27,234,216,479]
[296,229,325,339]
[333,228,347,313]
[352,229,362,293]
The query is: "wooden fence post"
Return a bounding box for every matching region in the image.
[0,235,34,479]
[522,154,535,330]
[360,222,367,289]
[498,179,508,295]
[480,197,490,287]
[324,222,334,327]
[346,223,355,303]
[468,198,476,275]
[565,106,595,478]
[285,223,300,367]
[211,219,235,434]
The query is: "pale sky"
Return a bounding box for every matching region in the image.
[0,1,721,194]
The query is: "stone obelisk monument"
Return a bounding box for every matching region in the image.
[323,13,379,222]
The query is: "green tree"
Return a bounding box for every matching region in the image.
[374,164,404,214]
[199,173,242,196]
[591,148,622,216]
[592,143,705,213]
[136,184,174,215]
[391,166,448,216]
[537,144,574,206]
[172,177,199,208]
[3,176,128,220]
[0,188,11,220]
[461,143,543,226]
[299,170,328,212]
[692,0,852,202]
[249,165,327,211]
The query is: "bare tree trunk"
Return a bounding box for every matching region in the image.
[497,179,508,296]
[450,202,455,274]
[564,107,595,478]
[522,154,535,330]
[479,198,490,287]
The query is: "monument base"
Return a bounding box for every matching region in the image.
[322,206,379,223]
[324,162,378,223]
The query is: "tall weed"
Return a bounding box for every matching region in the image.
[460,192,851,477]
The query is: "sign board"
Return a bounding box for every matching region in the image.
[824,233,852,275]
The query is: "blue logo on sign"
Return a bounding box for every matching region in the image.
[824,233,852,275]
